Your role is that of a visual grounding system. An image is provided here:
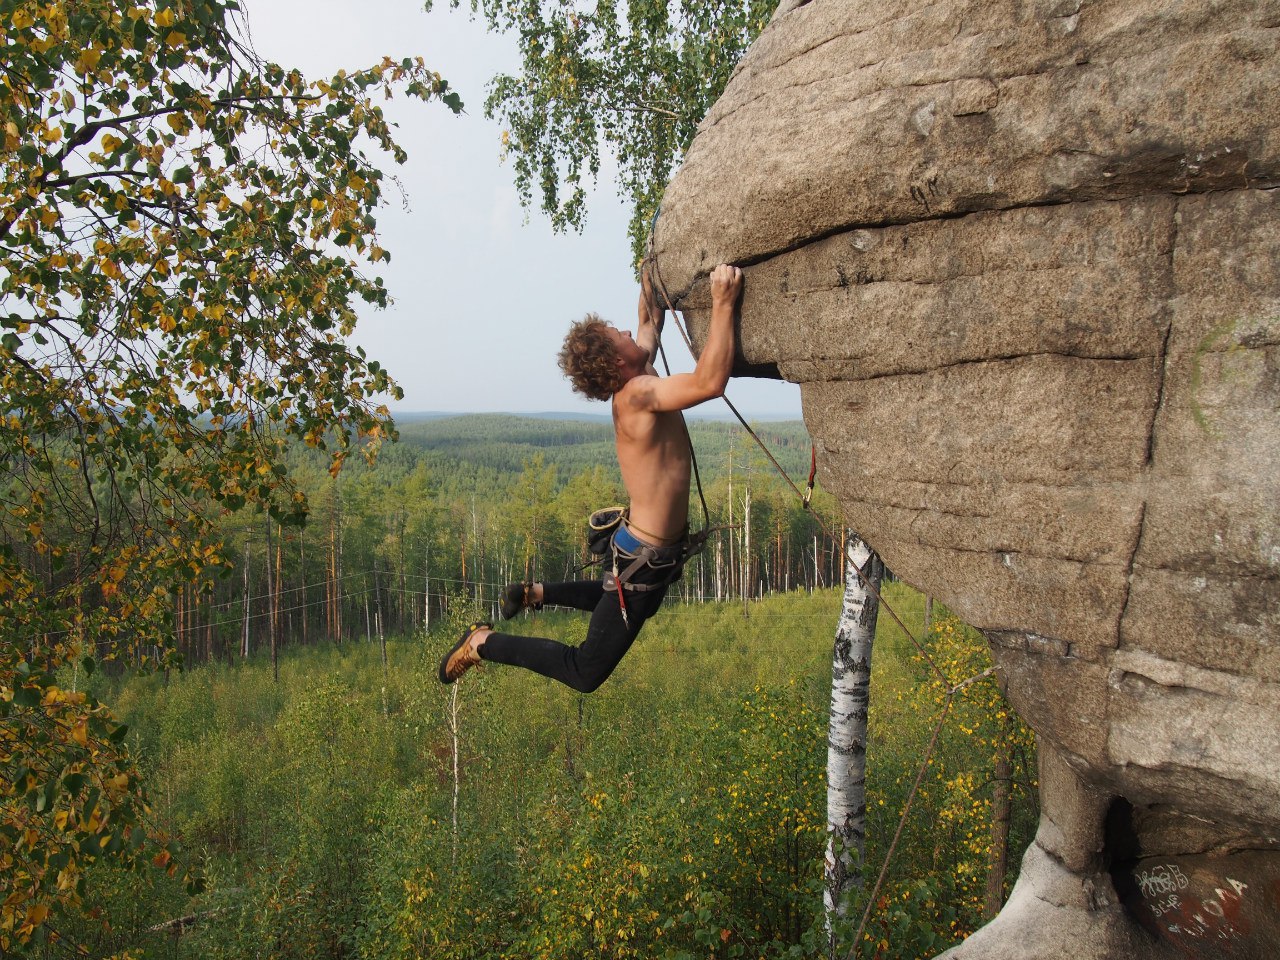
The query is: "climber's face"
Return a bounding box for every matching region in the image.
[607,325,648,374]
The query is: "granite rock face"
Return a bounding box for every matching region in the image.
[651,0,1280,956]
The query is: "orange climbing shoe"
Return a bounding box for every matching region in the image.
[438,622,490,684]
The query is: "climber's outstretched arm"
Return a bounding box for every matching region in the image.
[636,265,665,372]
[625,264,742,413]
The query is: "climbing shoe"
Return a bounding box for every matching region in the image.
[500,582,541,620]
[438,622,490,684]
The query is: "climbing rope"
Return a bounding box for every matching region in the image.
[848,666,994,959]
[644,243,950,687]
[645,232,1012,956]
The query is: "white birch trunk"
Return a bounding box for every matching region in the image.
[727,460,735,598]
[715,537,723,601]
[825,531,882,952]
[241,546,250,658]
[448,683,461,866]
[742,485,751,605]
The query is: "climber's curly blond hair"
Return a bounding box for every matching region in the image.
[558,314,623,401]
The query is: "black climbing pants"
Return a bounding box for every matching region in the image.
[479,569,673,694]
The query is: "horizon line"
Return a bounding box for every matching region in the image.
[388,409,805,422]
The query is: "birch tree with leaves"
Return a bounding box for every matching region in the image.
[430,0,776,263]
[0,0,460,949]
[825,532,882,952]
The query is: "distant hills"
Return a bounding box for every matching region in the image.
[371,412,814,485]
[390,409,803,425]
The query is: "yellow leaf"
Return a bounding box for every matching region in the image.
[72,721,88,747]
[154,7,175,27]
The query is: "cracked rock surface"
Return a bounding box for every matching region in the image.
[652,0,1280,956]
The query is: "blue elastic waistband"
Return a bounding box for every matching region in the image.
[613,523,647,554]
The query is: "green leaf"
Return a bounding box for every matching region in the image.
[12,686,40,708]
[62,772,87,794]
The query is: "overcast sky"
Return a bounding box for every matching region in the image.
[246,0,802,418]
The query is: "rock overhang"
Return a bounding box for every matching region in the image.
[652,0,1280,956]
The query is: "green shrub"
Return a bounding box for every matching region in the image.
[81,587,1035,960]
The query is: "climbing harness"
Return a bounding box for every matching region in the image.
[588,505,711,627]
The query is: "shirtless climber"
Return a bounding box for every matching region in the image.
[438,262,743,691]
